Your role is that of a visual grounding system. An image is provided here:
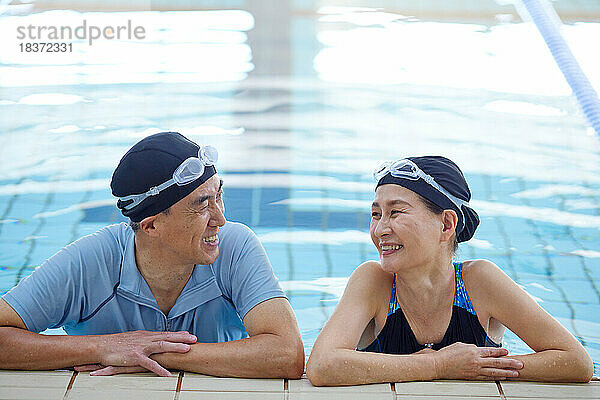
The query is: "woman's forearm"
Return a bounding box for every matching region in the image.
[507,349,593,383]
[306,349,436,386]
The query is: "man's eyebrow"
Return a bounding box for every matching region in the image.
[192,196,211,206]
[191,180,225,207]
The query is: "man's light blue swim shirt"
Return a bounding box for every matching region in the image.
[2,222,285,342]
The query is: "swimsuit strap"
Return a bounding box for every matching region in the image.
[388,274,400,315]
[453,261,477,315]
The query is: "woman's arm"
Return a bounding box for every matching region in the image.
[464,259,594,383]
[306,261,432,385]
[306,261,522,386]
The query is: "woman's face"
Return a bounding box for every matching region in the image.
[370,184,444,273]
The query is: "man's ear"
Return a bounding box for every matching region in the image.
[440,209,458,243]
[139,215,160,237]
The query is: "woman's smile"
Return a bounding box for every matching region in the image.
[380,242,403,256]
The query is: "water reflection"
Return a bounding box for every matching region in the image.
[0,10,254,86]
[314,7,600,96]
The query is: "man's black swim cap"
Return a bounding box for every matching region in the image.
[111,132,217,222]
[376,156,479,243]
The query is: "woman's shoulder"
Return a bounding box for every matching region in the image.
[460,259,517,305]
[339,261,395,328]
[461,259,510,285]
[349,260,393,287]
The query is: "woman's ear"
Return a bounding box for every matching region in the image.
[440,209,458,243]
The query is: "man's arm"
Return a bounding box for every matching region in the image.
[137,223,304,379]
[149,297,304,379]
[0,299,197,376]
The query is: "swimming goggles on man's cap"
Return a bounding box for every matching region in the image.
[373,158,470,220]
[119,145,218,211]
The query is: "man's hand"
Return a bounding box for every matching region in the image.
[85,330,197,377]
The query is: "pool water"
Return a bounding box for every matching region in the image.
[1,4,599,375]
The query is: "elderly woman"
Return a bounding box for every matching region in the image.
[306,156,593,385]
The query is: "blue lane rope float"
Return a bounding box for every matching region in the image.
[518,0,600,135]
[518,0,600,136]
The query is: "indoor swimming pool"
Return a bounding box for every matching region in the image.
[0,2,599,375]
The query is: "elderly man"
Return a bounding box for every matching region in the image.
[0,132,304,378]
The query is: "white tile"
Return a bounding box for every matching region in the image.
[0,387,67,400]
[71,371,178,391]
[501,381,600,398]
[289,377,392,393]
[0,370,73,389]
[394,397,498,400]
[290,393,394,400]
[67,388,175,400]
[181,372,283,392]
[394,380,500,397]
[179,392,284,400]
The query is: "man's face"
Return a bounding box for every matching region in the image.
[156,175,226,265]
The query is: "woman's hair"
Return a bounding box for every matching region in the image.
[418,195,459,255]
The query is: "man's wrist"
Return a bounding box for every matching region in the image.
[85,335,105,365]
[151,351,174,369]
[151,342,197,370]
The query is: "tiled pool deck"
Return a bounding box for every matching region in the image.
[0,371,598,400]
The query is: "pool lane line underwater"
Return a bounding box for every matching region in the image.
[518,0,600,136]
[516,178,584,344]
[555,192,600,304]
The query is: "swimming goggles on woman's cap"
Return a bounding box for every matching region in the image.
[373,158,470,219]
[119,145,218,211]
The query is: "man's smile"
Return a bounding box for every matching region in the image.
[202,234,218,245]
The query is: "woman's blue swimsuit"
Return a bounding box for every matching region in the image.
[361,262,500,354]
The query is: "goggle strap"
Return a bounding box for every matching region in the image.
[119,178,176,211]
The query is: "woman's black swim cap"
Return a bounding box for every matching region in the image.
[376,156,479,243]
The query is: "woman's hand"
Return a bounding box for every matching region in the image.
[433,342,523,380]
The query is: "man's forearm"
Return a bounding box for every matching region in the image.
[0,327,98,370]
[152,332,304,379]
